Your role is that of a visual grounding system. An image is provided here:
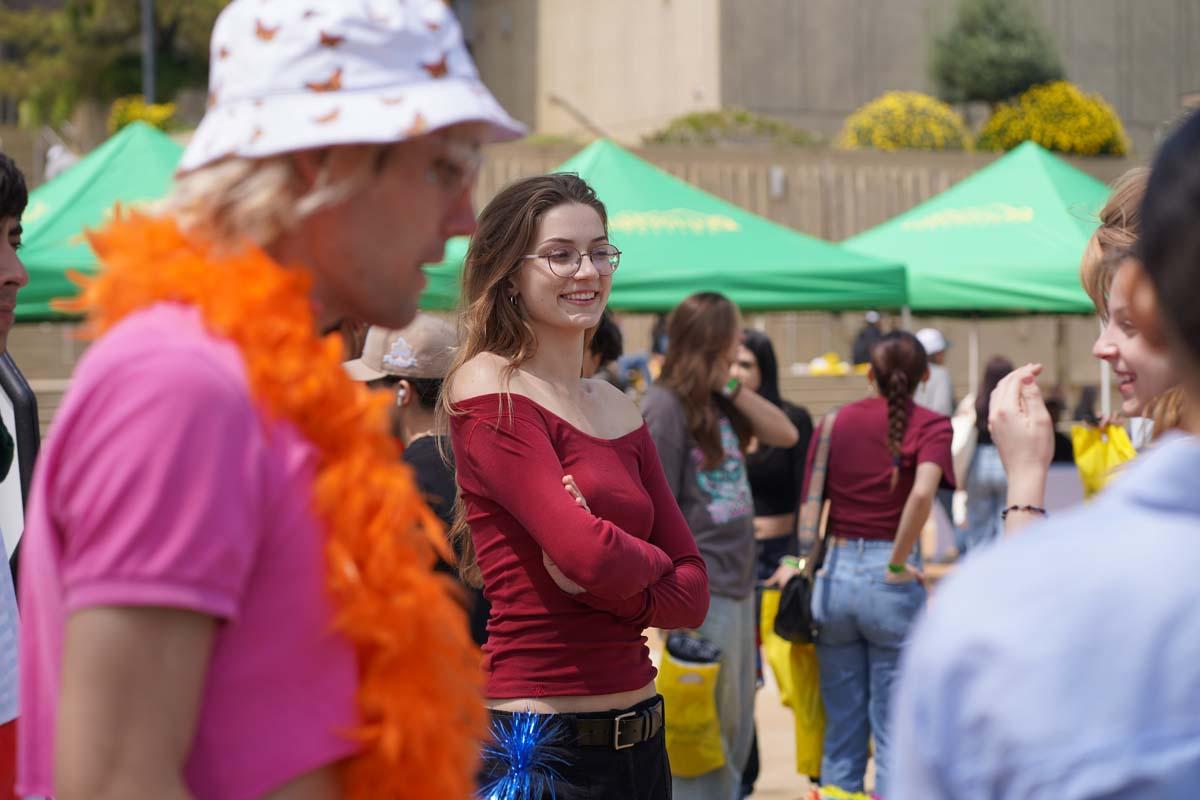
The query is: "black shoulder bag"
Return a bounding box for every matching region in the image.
[774,408,837,644]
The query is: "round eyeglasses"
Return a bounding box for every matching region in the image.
[520,244,622,278]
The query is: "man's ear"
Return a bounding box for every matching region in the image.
[922,367,931,383]
[396,379,414,408]
[1117,260,1169,351]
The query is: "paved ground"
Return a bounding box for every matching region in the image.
[748,678,815,799]
[748,674,877,799]
[745,565,959,799]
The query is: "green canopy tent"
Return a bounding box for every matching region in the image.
[420,139,907,312]
[843,140,1111,397]
[843,141,1110,315]
[18,122,184,320]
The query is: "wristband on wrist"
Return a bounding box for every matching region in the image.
[779,555,801,570]
[887,562,906,574]
[722,377,741,401]
[1000,504,1048,521]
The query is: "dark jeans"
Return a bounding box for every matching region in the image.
[481,696,672,800]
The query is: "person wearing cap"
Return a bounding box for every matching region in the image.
[913,327,954,417]
[344,315,490,646]
[16,3,523,800]
[851,310,884,365]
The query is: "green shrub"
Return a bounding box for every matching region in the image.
[644,107,817,146]
[931,0,1065,105]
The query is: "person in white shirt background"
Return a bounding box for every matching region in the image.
[913,327,954,417]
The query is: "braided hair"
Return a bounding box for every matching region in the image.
[869,331,928,491]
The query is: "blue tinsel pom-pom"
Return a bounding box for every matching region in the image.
[479,711,569,800]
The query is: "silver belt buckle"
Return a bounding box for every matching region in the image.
[613,711,638,750]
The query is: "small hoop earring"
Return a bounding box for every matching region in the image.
[509,294,519,306]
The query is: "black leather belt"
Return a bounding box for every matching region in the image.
[569,698,664,750]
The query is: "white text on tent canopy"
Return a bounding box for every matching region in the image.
[609,208,741,235]
[900,203,1034,232]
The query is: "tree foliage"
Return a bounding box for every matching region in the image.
[0,0,228,128]
[931,0,1065,105]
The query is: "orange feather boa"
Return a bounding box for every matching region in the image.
[61,213,486,799]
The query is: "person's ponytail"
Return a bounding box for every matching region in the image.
[869,331,927,491]
[885,370,910,490]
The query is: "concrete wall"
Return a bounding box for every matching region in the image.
[466,0,723,141]
[720,0,1200,156]
[468,0,1199,155]
[536,0,722,140]
[460,0,541,130]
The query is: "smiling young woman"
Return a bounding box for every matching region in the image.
[440,173,709,800]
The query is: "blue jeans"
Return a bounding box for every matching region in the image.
[811,539,925,797]
[960,444,1007,554]
[673,592,756,800]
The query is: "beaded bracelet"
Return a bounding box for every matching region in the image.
[1000,504,1048,521]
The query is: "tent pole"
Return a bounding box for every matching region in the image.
[1099,319,1112,418]
[900,305,912,331]
[968,318,981,398]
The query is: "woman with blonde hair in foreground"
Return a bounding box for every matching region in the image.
[990,166,1184,536]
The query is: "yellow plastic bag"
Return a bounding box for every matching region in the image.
[1071,423,1136,498]
[657,647,724,777]
[761,588,825,777]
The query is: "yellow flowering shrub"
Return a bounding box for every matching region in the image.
[978,81,1129,156]
[107,95,177,134]
[837,91,972,151]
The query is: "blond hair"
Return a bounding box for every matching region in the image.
[1081,167,1185,437]
[161,145,391,249]
[1080,167,1149,314]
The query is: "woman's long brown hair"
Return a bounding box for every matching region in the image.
[870,331,928,490]
[437,173,608,588]
[657,292,752,469]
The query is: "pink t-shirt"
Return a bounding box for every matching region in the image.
[17,303,358,800]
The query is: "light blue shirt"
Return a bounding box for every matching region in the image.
[891,434,1200,799]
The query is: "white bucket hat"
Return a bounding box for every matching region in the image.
[179,0,525,173]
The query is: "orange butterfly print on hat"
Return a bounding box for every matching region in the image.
[406,112,427,136]
[421,54,448,78]
[255,19,280,40]
[306,67,343,92]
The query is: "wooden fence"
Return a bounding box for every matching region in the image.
[9,143,1136,431]
[472,142,1138,241]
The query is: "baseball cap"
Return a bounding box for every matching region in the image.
[915,327,948,356]
[865,310,881,324]
[343,313,457,382]
[180,0,525,173]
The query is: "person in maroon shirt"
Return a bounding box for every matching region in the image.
[790,331,953,797]
[440,173,709,799]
